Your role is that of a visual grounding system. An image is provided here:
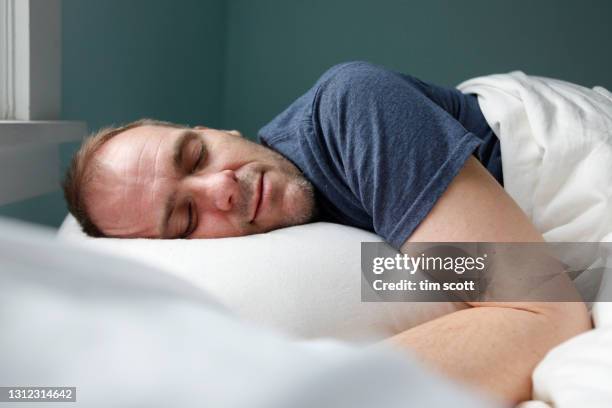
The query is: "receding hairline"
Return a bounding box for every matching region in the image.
[63,118,190,237]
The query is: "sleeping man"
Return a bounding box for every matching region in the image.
[62,61,591,403]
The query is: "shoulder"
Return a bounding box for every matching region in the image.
[315,61,399,94]
[313,61,424,111]
[312,61,389,117]
[312,62,428,131]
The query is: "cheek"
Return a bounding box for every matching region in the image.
[192,213,242,238]
[215,139,270,166]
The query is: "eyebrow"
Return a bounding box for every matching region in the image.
[160,130,199,238]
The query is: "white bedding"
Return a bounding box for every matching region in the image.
[459,72,612,407]
[458,71,612,245]
[532,310,612,408]
[2,217,495,408]
[517,303,612,408]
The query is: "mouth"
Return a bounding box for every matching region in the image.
[250,172,264,223]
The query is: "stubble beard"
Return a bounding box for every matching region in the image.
[234,169,317,233]
[283,174,318,227]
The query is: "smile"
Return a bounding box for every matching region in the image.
[251,172,265,223]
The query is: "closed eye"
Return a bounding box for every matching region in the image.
[192,142,205,173]
[184,201,194,238]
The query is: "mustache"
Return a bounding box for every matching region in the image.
[235,172,257,220]
[236,168,318,228]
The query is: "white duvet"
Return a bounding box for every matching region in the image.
[516,303,612,408]
[459,73,612,407]
[458,71,612,244]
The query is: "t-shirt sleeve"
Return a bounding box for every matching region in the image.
[311,62,482,249]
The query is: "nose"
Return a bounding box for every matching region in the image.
[186,169,238,212]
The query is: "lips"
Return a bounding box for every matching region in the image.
[251,172,264,223]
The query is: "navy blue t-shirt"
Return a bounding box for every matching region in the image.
[258,61,502,249]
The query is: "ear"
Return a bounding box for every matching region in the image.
[225,130,243,138]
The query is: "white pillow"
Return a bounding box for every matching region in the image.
[58,215,464,342]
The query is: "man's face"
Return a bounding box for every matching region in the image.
[85,125,316,238]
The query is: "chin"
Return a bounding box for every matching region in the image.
[280,183,316,227]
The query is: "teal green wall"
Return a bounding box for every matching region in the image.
[3,0,612,228]
[0,0,227,228]
[62,0,226,130]
[223,0,612,138]
[0,191,69,227]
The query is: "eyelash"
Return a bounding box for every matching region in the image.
[185,201,194,238]
[181,141,204,237]
[191,144,205,173]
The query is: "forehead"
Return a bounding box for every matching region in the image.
[98,125,180,166]
[87,125,185,237]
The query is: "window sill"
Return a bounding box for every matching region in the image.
[0,120,87,205]
[0,121,86,148]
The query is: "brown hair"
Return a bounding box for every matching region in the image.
[62,118,188,237]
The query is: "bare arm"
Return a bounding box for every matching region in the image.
[387,157,591,403]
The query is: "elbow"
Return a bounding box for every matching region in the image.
[469,300,592,346]
[506,301,592,348]
[538,301,592,342]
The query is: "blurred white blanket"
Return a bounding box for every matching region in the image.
[458,72,612,244]
[1,218,495,408]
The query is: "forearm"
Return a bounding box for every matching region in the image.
[385,302,591,404]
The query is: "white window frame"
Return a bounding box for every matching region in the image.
[0,0,86,206]
[1,0,61,120]
[0,0,15,118]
